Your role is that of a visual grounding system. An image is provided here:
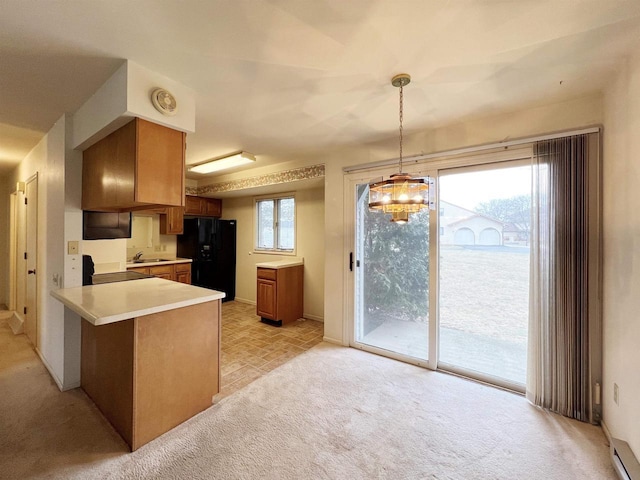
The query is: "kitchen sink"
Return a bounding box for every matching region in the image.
[133,258,172,263]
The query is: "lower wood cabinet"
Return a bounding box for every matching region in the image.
[256,265,303,325]
[81,300,220,450]
[128,263,191,284]
[256,278,277,319]
[175,263,192,284]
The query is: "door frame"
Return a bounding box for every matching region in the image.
[9,192,18,312]
[436,159,533,393]
[343,146,535,381]
[344,164,439,370]
[24,173,39,347]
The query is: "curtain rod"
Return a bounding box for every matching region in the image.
[342,125,601,173]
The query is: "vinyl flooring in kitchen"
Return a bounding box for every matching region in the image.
[219,301,324,398]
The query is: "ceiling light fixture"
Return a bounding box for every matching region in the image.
[368,74,429,224]
[188,151,256,174]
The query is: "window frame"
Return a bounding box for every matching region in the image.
[254,193,296,255]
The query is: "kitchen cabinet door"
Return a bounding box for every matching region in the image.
[204,198,222,217]
[136,119,185,207]
[175,263,192,284]
[256,279,277,319]
[184,195,203,215]
[159,206,184,235]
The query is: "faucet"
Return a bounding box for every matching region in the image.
[133,251,143,261]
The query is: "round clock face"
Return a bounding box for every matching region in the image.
[151,88,178,116]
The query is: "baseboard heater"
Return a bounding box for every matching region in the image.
[611,438,640,480]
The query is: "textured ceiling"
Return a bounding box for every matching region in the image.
[2,0,640,176]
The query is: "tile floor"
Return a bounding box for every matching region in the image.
[219,301,324,398]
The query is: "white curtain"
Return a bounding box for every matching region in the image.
[527,133,601,423]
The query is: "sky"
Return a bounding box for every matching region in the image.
[439,165,532,210]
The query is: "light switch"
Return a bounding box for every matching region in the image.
[68,240,79,255]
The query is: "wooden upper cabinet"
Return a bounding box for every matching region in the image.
[184,195,203,215]
[82,118,186,212]
[184,195,222,217]
[159,206,184,235]
[204,198,222,217]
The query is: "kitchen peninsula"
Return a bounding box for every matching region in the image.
[52,277,225,450]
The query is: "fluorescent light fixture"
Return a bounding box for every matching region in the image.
[188,151,256,174]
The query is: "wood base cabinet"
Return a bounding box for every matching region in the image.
[175,263,192,284]
[81,300,221,450]
[256,265,303,325]
[128,263,191,284]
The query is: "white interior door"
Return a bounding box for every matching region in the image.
[25,175,38,347]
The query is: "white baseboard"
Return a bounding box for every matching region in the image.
[8,312,24,335]
[602,420,612,446]
[35,348,68,392]
[233,297,255,306]
[61,380,81,391]
[231,299,324,324]
[322,336,347,346]
[303,313,324,322]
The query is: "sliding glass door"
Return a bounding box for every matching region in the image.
[438,163,531,388]
[348,159,531,389]
[352,174,432,363]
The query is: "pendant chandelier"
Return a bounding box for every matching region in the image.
[368,74,429,224]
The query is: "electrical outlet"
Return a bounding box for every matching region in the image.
[154,245,161,252]
[162,244,167,251]
[614,383,619,405]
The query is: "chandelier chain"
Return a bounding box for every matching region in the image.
[399,83,404,172]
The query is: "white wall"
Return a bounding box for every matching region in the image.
[126,214,178,262]
[82,239,128,274]
[73,60,196,150]
[602,54,640,457]
[4,115,74,389]
[0,174,11,307]
[221,186,325,321]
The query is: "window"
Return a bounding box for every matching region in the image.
[255,195,295,252]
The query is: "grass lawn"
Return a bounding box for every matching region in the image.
[439,245,529,345]
[360,245,530,385]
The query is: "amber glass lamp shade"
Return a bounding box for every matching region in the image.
[368,173,429,223]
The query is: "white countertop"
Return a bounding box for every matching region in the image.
[255,258,304,269]
[126,257,192,268]
[51,277,225,326]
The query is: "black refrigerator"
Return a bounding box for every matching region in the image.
[177,218,236,302]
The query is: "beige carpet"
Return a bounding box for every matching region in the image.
[0,318,615,479]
